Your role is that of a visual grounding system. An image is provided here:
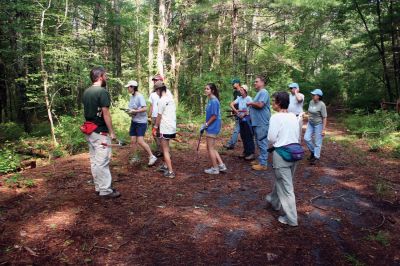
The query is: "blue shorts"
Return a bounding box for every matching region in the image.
[129,122,147,137]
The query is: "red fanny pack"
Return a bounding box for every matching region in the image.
[80,121,98,135]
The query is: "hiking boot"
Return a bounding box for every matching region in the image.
[223,144,235,150]
[252,164,268,171]
[278,216,298,227]
[245,154,255,160]
[204,167,220,175]
[307,153,315,161]
[164,171,176,178]
[95,188,117,195]
[148,155,157,166]
[310,158,319,165]
[157,164,168,173]
[250,160,259,165]
[218,164,227,172]
[100,190,121,199]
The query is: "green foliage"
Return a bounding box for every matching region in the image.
[111,97,132,142]
[343,111,400,154]
[375,180,392,198]
[0,148,20,174]
[54,114,87,154]
[3,173,36,189]
[0,122,25,141]
[344,254,365,266]
[367,231,390,247]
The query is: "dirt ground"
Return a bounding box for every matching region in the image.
[0,121,399,265]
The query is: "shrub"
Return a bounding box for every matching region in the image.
[55,114,87,154]
[0,148,20,174]
[3,173,36,188]
[0,122,24,141]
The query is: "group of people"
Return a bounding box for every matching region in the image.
[82,66,328,226]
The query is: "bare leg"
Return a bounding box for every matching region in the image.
[137,136,154,157]
[206,137,218,168]
[161,139,173,172]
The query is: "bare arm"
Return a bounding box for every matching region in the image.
[230,101,238,114]
[247,101,265,109]
[322,117,327,136]
[130,106,147,113]
[295,90,304,102]
[206,115,217,126]
[102,107,115,139]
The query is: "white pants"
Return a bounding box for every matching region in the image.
[266,151,298,226]
[297,113,304,143]
[86,132,114,195]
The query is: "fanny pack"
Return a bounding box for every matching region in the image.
[80,121,98,135]
[275,143,305,162]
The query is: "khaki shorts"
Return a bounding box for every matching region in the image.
[206,133,217,138]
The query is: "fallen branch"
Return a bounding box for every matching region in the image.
[309,194,346,211]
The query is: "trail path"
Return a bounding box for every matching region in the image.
[0,120,399,265]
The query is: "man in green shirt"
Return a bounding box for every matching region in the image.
[82,66,120,198]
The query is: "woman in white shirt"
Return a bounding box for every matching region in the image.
[266,91,299,227]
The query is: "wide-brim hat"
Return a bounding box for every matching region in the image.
[124,80,138,87]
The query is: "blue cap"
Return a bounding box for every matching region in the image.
[288,82,299,89]
[311,89,323,97]
[231,78,240,85]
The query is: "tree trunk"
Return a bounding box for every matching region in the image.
[39,0,58,147]
[389,0,400,98]
[231,0,238,76]
[156,0,169,77]
[0,59,7,123]
[376,0,394,101]
[148,1,155,94]
[135,0,142,87]
[112,0,122,78]
[89,1,101,54]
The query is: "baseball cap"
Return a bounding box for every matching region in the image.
[153,80,165,90]
[311,89,323,97]
[125,80,138,87]
[288,82,299,89]
[152,74,164,81]
[231,78,240,85]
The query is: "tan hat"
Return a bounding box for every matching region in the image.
[152,74,164,81]
[153,80,165,90]
[124,80,138,87]
[241,85,249,93]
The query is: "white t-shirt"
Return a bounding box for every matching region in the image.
[148,89,174,118]
[148,92,159,118]
[158,94,176,134]
[288,93,304,115]
[268,112,299,147]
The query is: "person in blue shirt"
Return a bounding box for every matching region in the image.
[247,75,271,171]
[201,83,228,175]
[230,85,255,160]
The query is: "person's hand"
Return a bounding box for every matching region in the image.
[321,130,326,137]
[110,132,116,140]
[294,88,300,94]
[246,102,252,107]
[152,127,158,137]
[200,123,207,134]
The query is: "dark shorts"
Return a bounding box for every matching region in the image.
[129,122,147,137]
[157,132,176,140]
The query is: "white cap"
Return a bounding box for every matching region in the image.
[125,80,138,87]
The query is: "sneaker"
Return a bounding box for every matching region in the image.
[218,164,227,172]
[252,164,268,171]
[223,144,235,150]
[204,167,220,175]
[245,154,255,160]
[100,190,121,199]
[130,156,140,164]
[96,188,117,195]
[278,216,298,227]
[164,171,176,178]
[250,160,259,165]
[157,164,168,173]
[148,155,157,166]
